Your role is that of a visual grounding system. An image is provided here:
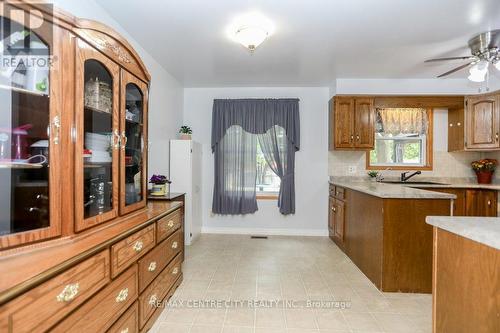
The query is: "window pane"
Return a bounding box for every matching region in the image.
[256,142,280,193]
[370,137,424,166]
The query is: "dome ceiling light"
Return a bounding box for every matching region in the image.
[227,12,275,53]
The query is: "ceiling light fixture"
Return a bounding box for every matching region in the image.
[227,12,275,53]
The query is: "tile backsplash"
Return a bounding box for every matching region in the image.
[329,151,482,178]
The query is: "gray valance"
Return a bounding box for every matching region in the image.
[211,99,300,152]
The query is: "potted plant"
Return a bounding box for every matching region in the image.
[471,159,497,184]
[149,174,171,196]
[179,125,192,140]
[367,170,378,181]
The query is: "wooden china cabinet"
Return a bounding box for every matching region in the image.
[0,2,183,333]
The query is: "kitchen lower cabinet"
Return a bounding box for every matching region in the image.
[329,185,452,293]
[431,227,500,333]
[423,188,497,217]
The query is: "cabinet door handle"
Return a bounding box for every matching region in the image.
[120,328,129,333]
[52,115,61,145]
[56,283,79,302]
[457,122,461,126]
[133,240,144,252]
[148,294,158,306]
[121,131,128,150]
[350,135,354,142]
[115,288,129,303]
[167,220,175,228]
[356,135,360,141]
[333,207,336,213]
[172,267,179,275]
[496,133,499,142]
[487,200,491,206]
[171,241,178,249]
[113,129,121,149]
[148,261,157,272]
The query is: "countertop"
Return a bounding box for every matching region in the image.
[329,176,500,199]
[329,177,456,199]
[426,216,500,250]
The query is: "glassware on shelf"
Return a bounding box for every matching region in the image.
[84,77,112,113]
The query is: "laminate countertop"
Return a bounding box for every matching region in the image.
[329,177,456,199]
[426,216,500,250]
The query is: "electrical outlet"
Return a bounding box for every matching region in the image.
[348,165,357,174]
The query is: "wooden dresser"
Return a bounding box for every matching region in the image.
[0,1,185,332]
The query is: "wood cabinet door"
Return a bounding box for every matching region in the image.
[328,197,335,235]
[424,188,466,216]
[354,98,375,149]
[465,190,498,217]
[465,94,499,149]
[447,107,465,152]
[74,39,120,232]
[333,199,345,242]
[0,6,65,249]
[334,97,354,148]
[119,70,149,215]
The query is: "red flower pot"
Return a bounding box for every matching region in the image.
[476,171,493,184]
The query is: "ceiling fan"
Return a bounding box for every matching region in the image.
[425,29,500,82]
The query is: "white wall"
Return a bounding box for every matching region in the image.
[52,0,184,178]
[183,87,330,236]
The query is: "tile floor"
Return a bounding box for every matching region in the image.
[150,235,431,333]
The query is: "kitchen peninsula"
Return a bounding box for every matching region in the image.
[329,178,455,293]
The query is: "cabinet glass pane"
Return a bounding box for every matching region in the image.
[0,17,51,235]
[83,60,114,218]
[124,83,143,206]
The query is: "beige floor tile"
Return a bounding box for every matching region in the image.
[222,325,255,333]
[255,308,286,328]
[372,313,416,333]
[225,308,256,327]
[254,328,286,333]
[314,310,349,330]
[342,311,383,331]
[285,309,317,329]
[190,325,223,333]
[194,308,227,326]
[163,308,198,324]
[156,322,191,333]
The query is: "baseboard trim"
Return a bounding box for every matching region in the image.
[200,227,329,237]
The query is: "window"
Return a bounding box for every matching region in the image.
[367,108,433,170]
[256,141,280,198]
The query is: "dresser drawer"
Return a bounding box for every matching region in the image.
[138,239,170,292]
[139,254,182,328]
[156,209,181,243]
[111,225,155,278]
[53,264,138,333]
[0,250,110,333]
[107,302,139,333]
[139,274,182,333]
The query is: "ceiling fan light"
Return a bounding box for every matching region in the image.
[495,60,500,71]
[468,71,486,82]
[469,60,489,75]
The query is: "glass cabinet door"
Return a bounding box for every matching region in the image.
[75,39,120,232]
[120,70,148,214]
[0,11,62,248]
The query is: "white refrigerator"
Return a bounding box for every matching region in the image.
[169,140,202,245]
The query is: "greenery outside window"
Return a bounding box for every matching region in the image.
[256,141,280,199]
[367,108,433,170]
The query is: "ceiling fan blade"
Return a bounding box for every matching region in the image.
[437,62,475,78]
[425,56,475,62]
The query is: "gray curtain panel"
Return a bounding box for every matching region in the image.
[211,98,300,215]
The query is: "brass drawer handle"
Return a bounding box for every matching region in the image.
[121,131,128,150]
[133,240,144,252]
[115,288,129,303]
[148,294,158,306]
[167,220,174,228]
[171,241,178,249]
[56,283,80,302]
[52,115,61,145]
[120,328,129,333]
[148,261,157,272]
[172,267,179,275]
[487,200,491,206]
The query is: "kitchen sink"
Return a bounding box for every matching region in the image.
[380,181,450,185]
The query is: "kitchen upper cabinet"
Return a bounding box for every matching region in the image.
[447,107,465,152]
[465,189,497,217]
[465,92,500,150]
[330,96,374,150]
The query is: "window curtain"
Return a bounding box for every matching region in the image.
[376,108,428,136]
[211,98,300,215]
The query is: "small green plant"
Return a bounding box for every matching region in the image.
[367,170,379,178]
[179,125,192,134]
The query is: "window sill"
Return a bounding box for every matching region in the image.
[366,165,433,171]
[257,194,278,200]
